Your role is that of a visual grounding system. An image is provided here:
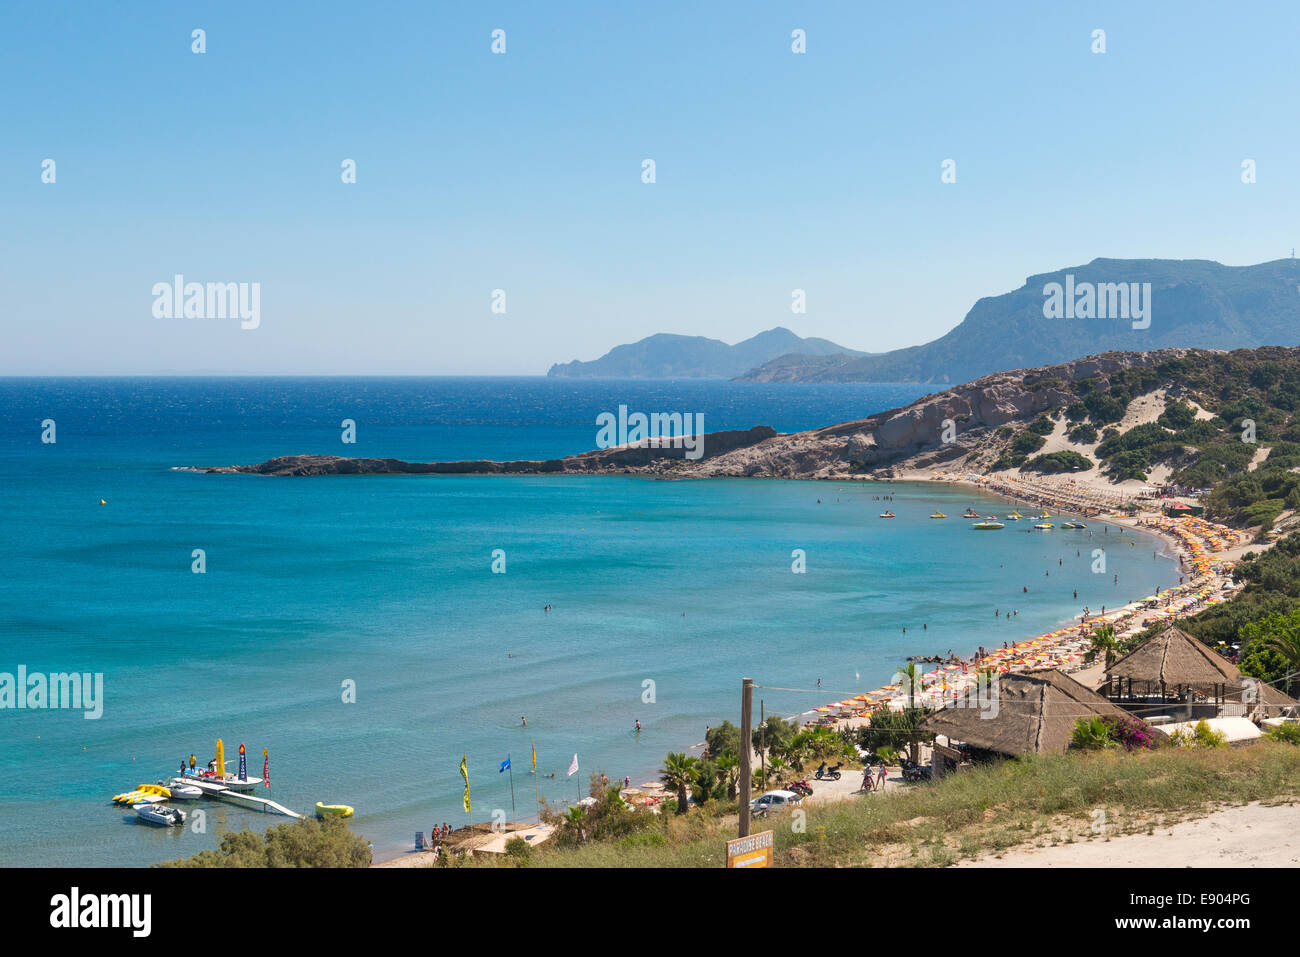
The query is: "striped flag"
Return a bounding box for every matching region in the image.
[460,755,471,813]
[567,753,579,777]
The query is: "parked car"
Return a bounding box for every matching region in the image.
[750,789,802,813]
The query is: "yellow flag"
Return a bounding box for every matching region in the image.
[459,754,471,814]
[531,740,536,772]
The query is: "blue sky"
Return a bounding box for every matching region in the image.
[4,0,1298,374]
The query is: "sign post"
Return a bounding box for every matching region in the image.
[726,829,773,869]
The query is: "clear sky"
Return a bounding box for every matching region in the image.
[4,0,1297,374]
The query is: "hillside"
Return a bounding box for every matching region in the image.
[196,346,1300,534]
[737,258,1300,383]
[546,326,864,378]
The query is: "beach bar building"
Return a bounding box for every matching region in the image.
[919,669,1140,760]
[1101,625,1299,723]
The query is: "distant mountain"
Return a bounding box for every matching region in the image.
[737,259,1300,383]
[546,327,866,378]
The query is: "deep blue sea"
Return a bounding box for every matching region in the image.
[0,378,1179,866]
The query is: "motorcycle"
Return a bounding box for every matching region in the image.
[899,758,932,783]
[785,779,814,796]
[814,761,843,781]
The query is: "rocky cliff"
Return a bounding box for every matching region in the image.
[186,349,1214,480]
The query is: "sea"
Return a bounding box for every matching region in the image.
[0,377,1180,866]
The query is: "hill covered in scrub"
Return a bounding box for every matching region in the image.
[736,259,1300,384]
[195,346,1300,533]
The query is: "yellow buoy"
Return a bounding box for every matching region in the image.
[99,499,107,505]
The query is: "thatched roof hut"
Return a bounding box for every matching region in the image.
[1106,625,1240,689]
[1236,677,1300,720]
[919,669,1137,757]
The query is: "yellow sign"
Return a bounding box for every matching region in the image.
[726,829,774,869]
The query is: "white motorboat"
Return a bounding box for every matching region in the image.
[178,769,264,792]
[134,803,186,827]
[162,780,203,800]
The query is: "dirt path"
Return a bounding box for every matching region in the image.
[958,801,1300,867]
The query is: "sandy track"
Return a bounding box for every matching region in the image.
[958,801,1300,867]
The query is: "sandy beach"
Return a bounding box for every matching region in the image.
[958,801,1300,868]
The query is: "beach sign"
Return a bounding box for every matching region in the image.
[727,830,774,869]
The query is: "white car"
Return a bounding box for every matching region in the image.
[750,789,802,813]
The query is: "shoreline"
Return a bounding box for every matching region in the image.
[371,474,1255,866]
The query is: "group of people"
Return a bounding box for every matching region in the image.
[429,822,453,844]
[860,759,889,792]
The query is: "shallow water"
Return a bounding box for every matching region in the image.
[0,378,1176,866]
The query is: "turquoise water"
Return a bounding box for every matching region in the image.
[0,378,1177,866]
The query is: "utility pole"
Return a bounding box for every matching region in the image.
[739,677,753,838]
[759,698,765,791]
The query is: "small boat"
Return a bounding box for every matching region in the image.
[133,803,186,827]
[113,785,169,805]
[962,509,980,518]
[929,511,947,519]
[1033,522,1053,530]
[161,780,203,800]
[879,510,896,519]
[1061,521,1087,529]
[178,769,264,792]
[1006,511,1022,521]
[315,802,354,819]
[973,517,1005,529]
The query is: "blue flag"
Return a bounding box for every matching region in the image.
[499,756,511,773]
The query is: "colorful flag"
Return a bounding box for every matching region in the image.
[459,755,471,814]
[499,756,510,773]
[531,740,536,772]
[567,753,579,777]
[237,743,247,781]
[262,748,270,788]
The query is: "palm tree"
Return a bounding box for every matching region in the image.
[765,755,790,784]
[563,805,588,842]
[660,752,698,815]
[892,661,922,710]
[892,661,923,763]
[715,754,740,801]
[1087,624,1119,670]
[1258,628,1300,696]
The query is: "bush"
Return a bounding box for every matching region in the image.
[1067,423,1098,444]
[157,817,372,868]
[1022,451,1094,474]
[1264,723,1300,745]
[1027,416,1055,436]
[504,837,533,863]
[1169,719,1227,750]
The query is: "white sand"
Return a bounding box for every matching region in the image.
[959,801,1300,867]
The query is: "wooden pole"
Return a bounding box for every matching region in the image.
[739,677,753,838]
[759,698,766,791]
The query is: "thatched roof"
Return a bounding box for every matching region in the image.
[919,669,1137,757]
[1106,625,1240,687]
[1235,677,1300,719]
